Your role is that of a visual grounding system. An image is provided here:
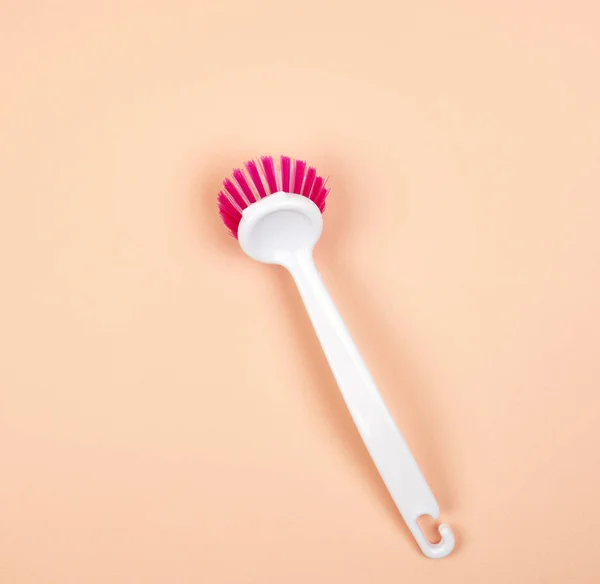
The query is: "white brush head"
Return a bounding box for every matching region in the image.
[237,192,323,265]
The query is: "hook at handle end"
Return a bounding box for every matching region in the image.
[412,519,455,559]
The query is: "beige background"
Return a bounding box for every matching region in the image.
[1,1,600,582]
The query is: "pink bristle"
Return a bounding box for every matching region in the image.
[313,177,330,209]
[217,155,329,238]
[223,178,247,211]
[312,187,326,208]
[217,192,241,219]
[245,160,267,199]
[314,188,330,212]
[218,191,238,215]
[217,193,242,237]
[309,175,324,201]
[232,168,256,203]
[220,214,239,237]
[293,160,306,194]
[217,191,242,219]
[281,156,291,192]
[302,167,316,198]
[260,156,278,193]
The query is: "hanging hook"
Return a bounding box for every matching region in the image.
[409,516,455,559]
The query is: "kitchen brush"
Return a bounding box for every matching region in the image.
[217,155,455,559]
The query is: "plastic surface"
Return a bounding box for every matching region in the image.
[239,193,455,559]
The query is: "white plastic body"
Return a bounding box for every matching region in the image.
[238,193,455,559]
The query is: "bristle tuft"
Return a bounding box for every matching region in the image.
[302,167,316,198]
[245,160,267,199]
[317,189,330,212]
[232,168,256,204]
[293,160,306,194]
[309,176,324,201]
[281,156,291,192]
[313,177,330,210]
[260,156,278,193]
[216,155,330,238]
[217,191,242,237]
[223,178,245,210]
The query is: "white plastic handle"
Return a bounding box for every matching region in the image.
[283,250,455,559]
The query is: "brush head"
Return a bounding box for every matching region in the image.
[217,155,329,238]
